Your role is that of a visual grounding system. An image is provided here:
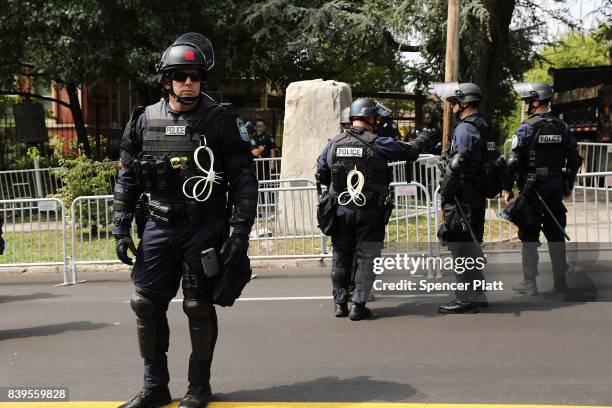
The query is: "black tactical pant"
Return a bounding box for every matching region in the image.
[131,214,226,390]
[441,189,487,302]
[330,204,385,304]
[517,178,568,289]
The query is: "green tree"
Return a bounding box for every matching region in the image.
[0,0,234,158]
[526,30,609,82]
[497,28,609,141]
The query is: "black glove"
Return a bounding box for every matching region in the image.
[410,129,436,153]
[0,235,4,255]
[220,233,249,266]
[115,235,137,265]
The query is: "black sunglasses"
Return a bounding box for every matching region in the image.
[171,71,202,83]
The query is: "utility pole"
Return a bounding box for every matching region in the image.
[442,0,461,152]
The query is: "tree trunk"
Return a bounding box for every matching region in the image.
[466,0,516,122]
[66,82,91,158]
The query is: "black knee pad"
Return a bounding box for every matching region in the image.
[130,291,169,361]
[183,298,215,321]
[130,292,158,319]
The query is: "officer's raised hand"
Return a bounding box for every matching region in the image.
[115,234,137,265]
[221,233,249,266]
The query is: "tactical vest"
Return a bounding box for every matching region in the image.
[456,115,504,198]
[137,97,227,204]
[449,116,487,177]
[462,115,499,162]
[329,130,388,198]
[524,115,567,176]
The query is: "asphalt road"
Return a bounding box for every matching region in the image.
[1,263,611,406]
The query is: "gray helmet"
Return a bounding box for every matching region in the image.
[430,82,482,103]
[156,32,215,74]
[340,107,351,125]
[513,82,553,102]
[349,98,393,120]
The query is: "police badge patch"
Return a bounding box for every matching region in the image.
[237,118,250,142]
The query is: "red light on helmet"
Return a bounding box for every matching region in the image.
[184,50,195,61]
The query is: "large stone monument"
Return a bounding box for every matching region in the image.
[277,79,352,239]
[280,79,352,181]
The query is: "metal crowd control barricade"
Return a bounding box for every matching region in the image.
[576,142,612,183]
[568,171,612,247]
[0,161,118,201]
[250,179,328,259]
[0,167,62,201]
[385,181,433,259]
[69,195,119,283]
[253,157,282,181]
[0,198,69,285]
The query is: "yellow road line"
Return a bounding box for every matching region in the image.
[0,403,611,408]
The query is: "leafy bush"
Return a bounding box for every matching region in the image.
[52,156,119,235]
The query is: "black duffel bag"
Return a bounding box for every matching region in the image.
[504,194,541,233]
[317,193,337,236]
[212,256,251,307]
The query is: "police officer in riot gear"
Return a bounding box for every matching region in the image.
[316,98,435,320]
[502,82,582,295]
[433,82,499,314]
[113,33,258,408]
[411,111,442,155]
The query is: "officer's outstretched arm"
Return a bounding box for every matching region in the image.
[222,113,259,236]
[112,106,145,238]
[374,131,435,163]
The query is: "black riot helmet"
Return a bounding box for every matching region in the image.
[431,82,482,104]
[513,82,553,102]
[156,32,215,74]
[349,98,378,120]
[349,98,392,120]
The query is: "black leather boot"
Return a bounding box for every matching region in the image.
[438,299,480,314]
[117,386,171,408]
[349,303,373,321]
[334,303,349,317]
[178,384,212,408]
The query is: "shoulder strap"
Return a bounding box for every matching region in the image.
[331,132,349,143]
[525,116,549,152]
[462,115,487,130]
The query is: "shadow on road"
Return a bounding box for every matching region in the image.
[214,376,423,402]
[372,292,593,318]
[0,292,65,303]
[0,321,111,341]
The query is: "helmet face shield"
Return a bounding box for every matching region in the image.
[430,82,460,102]
[513,82,553,101]
[172,32,215,71]
[513,82,537,100]
[374,102,392,118]
[156,32,215,74]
